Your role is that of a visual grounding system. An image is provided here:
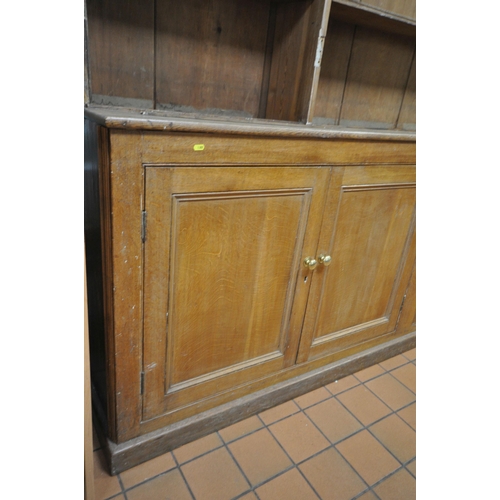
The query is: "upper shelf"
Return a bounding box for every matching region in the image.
[331,0,416,37]
[85,0,416,135]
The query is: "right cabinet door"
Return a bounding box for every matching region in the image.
[297,165,416,363]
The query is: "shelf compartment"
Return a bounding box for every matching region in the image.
[86,0,328,123]
[312,16,415,131]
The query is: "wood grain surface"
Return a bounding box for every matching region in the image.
[142,166,330,421]
[86,0,155,105]
[339,26,415,129]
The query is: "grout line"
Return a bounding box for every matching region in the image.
[216,430,254,491]
[116,474,128,500]
[405,457,416,479]
[117,459,178,495]
[290,406,372,495]
[172,440,226,468]
[324,378,361,398]
[364,465,408,493]
[252,413,324,497]
[170,452,197,500]
[386,367,416,395]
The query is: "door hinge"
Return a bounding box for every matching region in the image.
[140,371,145,395]
[141,210,147,243]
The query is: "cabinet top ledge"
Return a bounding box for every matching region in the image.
[84,106,416,143]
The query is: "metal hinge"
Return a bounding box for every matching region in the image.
[140,371,145,395]
[141,210,147,243]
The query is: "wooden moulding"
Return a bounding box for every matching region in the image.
[94,331,415,475]
[84,105,416,142]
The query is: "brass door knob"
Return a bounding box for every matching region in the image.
[318,254,332,266]
[303,257,318,270]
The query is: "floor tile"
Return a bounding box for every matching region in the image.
[365,373,415,411]
[294,387,332,409]
[397,402,416,430]
[228,428,292,486]
[379,354,408,372]
[119,452,176,490]
[93,450,122,500]
[181,447,249,500]
[269,412,330,463]
[325,375,360,395]
[299,447,366,500]
[402,348,416,361]
[369,414,416,463]
[390,363,416,394]
[218,415,263,444]
[305,397,362,444]
[353,364,385,382]
[259,400,300,425]
[373,468,416,500]
[126,468,192,500]
[173,432,223,464]
[255,468,319,500]
[336,385,392,426]
[406,458,416,477]
[335,430,400,486]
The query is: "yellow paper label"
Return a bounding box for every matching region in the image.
[193,144,205,151]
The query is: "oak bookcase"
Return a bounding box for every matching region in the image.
[84,0,416,474]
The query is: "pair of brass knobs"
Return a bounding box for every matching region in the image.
[304,254,332,270]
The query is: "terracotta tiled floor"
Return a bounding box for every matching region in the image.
[93,348,416,500]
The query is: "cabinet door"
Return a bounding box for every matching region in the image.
[142,166,329,421]
[297,166,416,363]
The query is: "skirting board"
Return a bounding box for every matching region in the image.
[95,331,415,475]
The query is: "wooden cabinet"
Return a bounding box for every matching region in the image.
[85,115,415,473]
[84,0,416,475]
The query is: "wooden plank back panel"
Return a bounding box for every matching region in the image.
[266,0,311,121]
[86,0,155,107]
[397,54,416,131]
[313,19,355,125]
[339,26,415,129]
[155,0,269,117]
[361,0,416,20]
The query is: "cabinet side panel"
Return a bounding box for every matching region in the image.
[108,132,145,442]
[84,119,112,436]
[86,0,155,107]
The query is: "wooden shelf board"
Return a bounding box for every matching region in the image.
[84,105,416,142]
[331,0,416,36]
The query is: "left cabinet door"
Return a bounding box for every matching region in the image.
[141,166,330,424]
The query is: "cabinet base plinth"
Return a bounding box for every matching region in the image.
[95,331,415,475]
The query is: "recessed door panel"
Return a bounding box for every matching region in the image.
[169,190,305,386]
[142,166,329,421]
